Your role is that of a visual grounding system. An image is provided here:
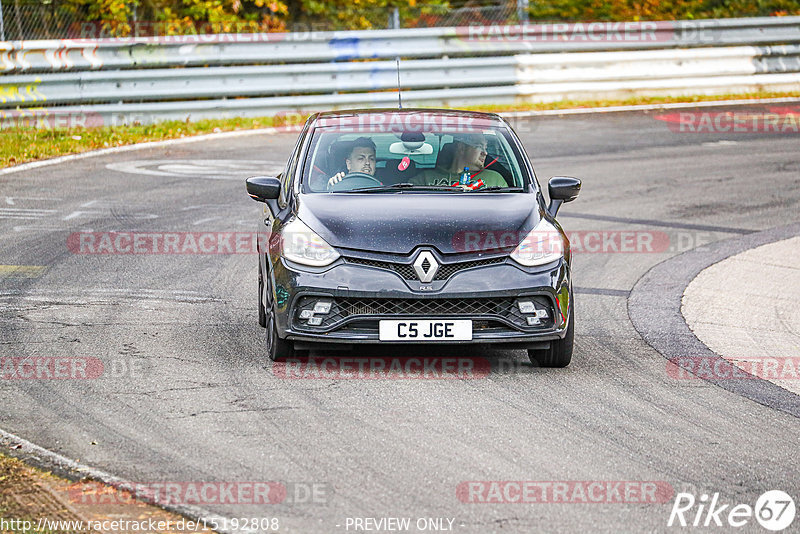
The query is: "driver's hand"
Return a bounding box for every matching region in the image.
[327,172,346,189]
[455,184,472,191]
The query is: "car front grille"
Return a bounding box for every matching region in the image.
[292,295,554,333]
[344,256,505,281]
[339,297,506,316]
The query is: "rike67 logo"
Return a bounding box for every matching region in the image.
[669,490,795,531]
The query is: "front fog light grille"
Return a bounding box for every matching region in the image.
[293,296,554,331]
[510,297,554,328]
[294,298,334,328]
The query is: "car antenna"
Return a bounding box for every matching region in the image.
[396,57,402,109]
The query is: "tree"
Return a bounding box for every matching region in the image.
[65,0,290,37]
[287,0,452,30]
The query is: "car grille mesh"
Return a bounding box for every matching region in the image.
[344,256,505,281]
[339,297,507,317]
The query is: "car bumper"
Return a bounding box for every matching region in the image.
[269,254,572,349]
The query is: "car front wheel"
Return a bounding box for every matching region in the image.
[265,304,297,361]
[258,267,266,328]
[528,302,574,368]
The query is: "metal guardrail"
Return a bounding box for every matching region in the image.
[3,46,800,107]
[2,17,799,73]
[1,16,799,125]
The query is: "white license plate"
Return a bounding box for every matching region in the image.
[379,319,473,341]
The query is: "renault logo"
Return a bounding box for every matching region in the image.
[413,251,439,283]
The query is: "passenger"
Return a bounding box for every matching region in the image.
[412,133,505,189]
[326,137,378,189]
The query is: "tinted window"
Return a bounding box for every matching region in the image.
[300,113,532,193]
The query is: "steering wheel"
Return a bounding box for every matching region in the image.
[329,172,383,192]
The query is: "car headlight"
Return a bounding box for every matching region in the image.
[281,218,340,267]
[510,219,565,267]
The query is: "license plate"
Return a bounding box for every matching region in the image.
[379,319,472,341]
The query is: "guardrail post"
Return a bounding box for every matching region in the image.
[0,0,5,41]
[517,0,529,23]
[389,7,400,30]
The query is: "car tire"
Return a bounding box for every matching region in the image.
[266,304,296,361]
[258,267,267,328]
[528,302,574,368]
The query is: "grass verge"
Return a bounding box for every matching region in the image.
[3,90,799,169]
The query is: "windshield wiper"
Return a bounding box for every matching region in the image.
[472,186,525,193]
[342,183,464,193]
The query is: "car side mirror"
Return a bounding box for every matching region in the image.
[547,176,581,217]
[246,176,282,202]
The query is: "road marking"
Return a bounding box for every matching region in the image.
[0,265,48,278]
[0,207,56,219]
[62,210,101,221]
[561,212,754,235]
[106,159,283,179]
[574,286,630,297]
[0,287,223,303]
[180,204,226,211]
[502,96,800,117]
[13,225,92,232]
[0,208,57,220]
[4,196,61,205]
[191,216,223,226]
[702,140,739,146]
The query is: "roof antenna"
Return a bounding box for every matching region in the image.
[396,57,402,109]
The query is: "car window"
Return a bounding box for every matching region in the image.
[300,116,531,193]
[279,128,307,207]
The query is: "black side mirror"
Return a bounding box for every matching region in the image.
[246,176,281,202]
[547,176,581,217]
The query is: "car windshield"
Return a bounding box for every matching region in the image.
[301,113,531,193]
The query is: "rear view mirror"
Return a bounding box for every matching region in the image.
[246,176,281,202]
[389,131,433,155]
[547,176,581,217]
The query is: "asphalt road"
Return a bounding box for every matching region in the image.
[1,107,799,533]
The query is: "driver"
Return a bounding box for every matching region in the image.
[411,133,505,189]
[327,137,378,189]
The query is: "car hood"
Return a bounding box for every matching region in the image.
[296,193,541,255]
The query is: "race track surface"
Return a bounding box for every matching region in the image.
[1,108,799,532]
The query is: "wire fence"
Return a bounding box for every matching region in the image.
[0,1,79,41]
[0,1,527,41]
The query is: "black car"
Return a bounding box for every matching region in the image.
[246,109,581,367]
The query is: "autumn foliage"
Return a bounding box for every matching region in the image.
[59,0,800,37]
